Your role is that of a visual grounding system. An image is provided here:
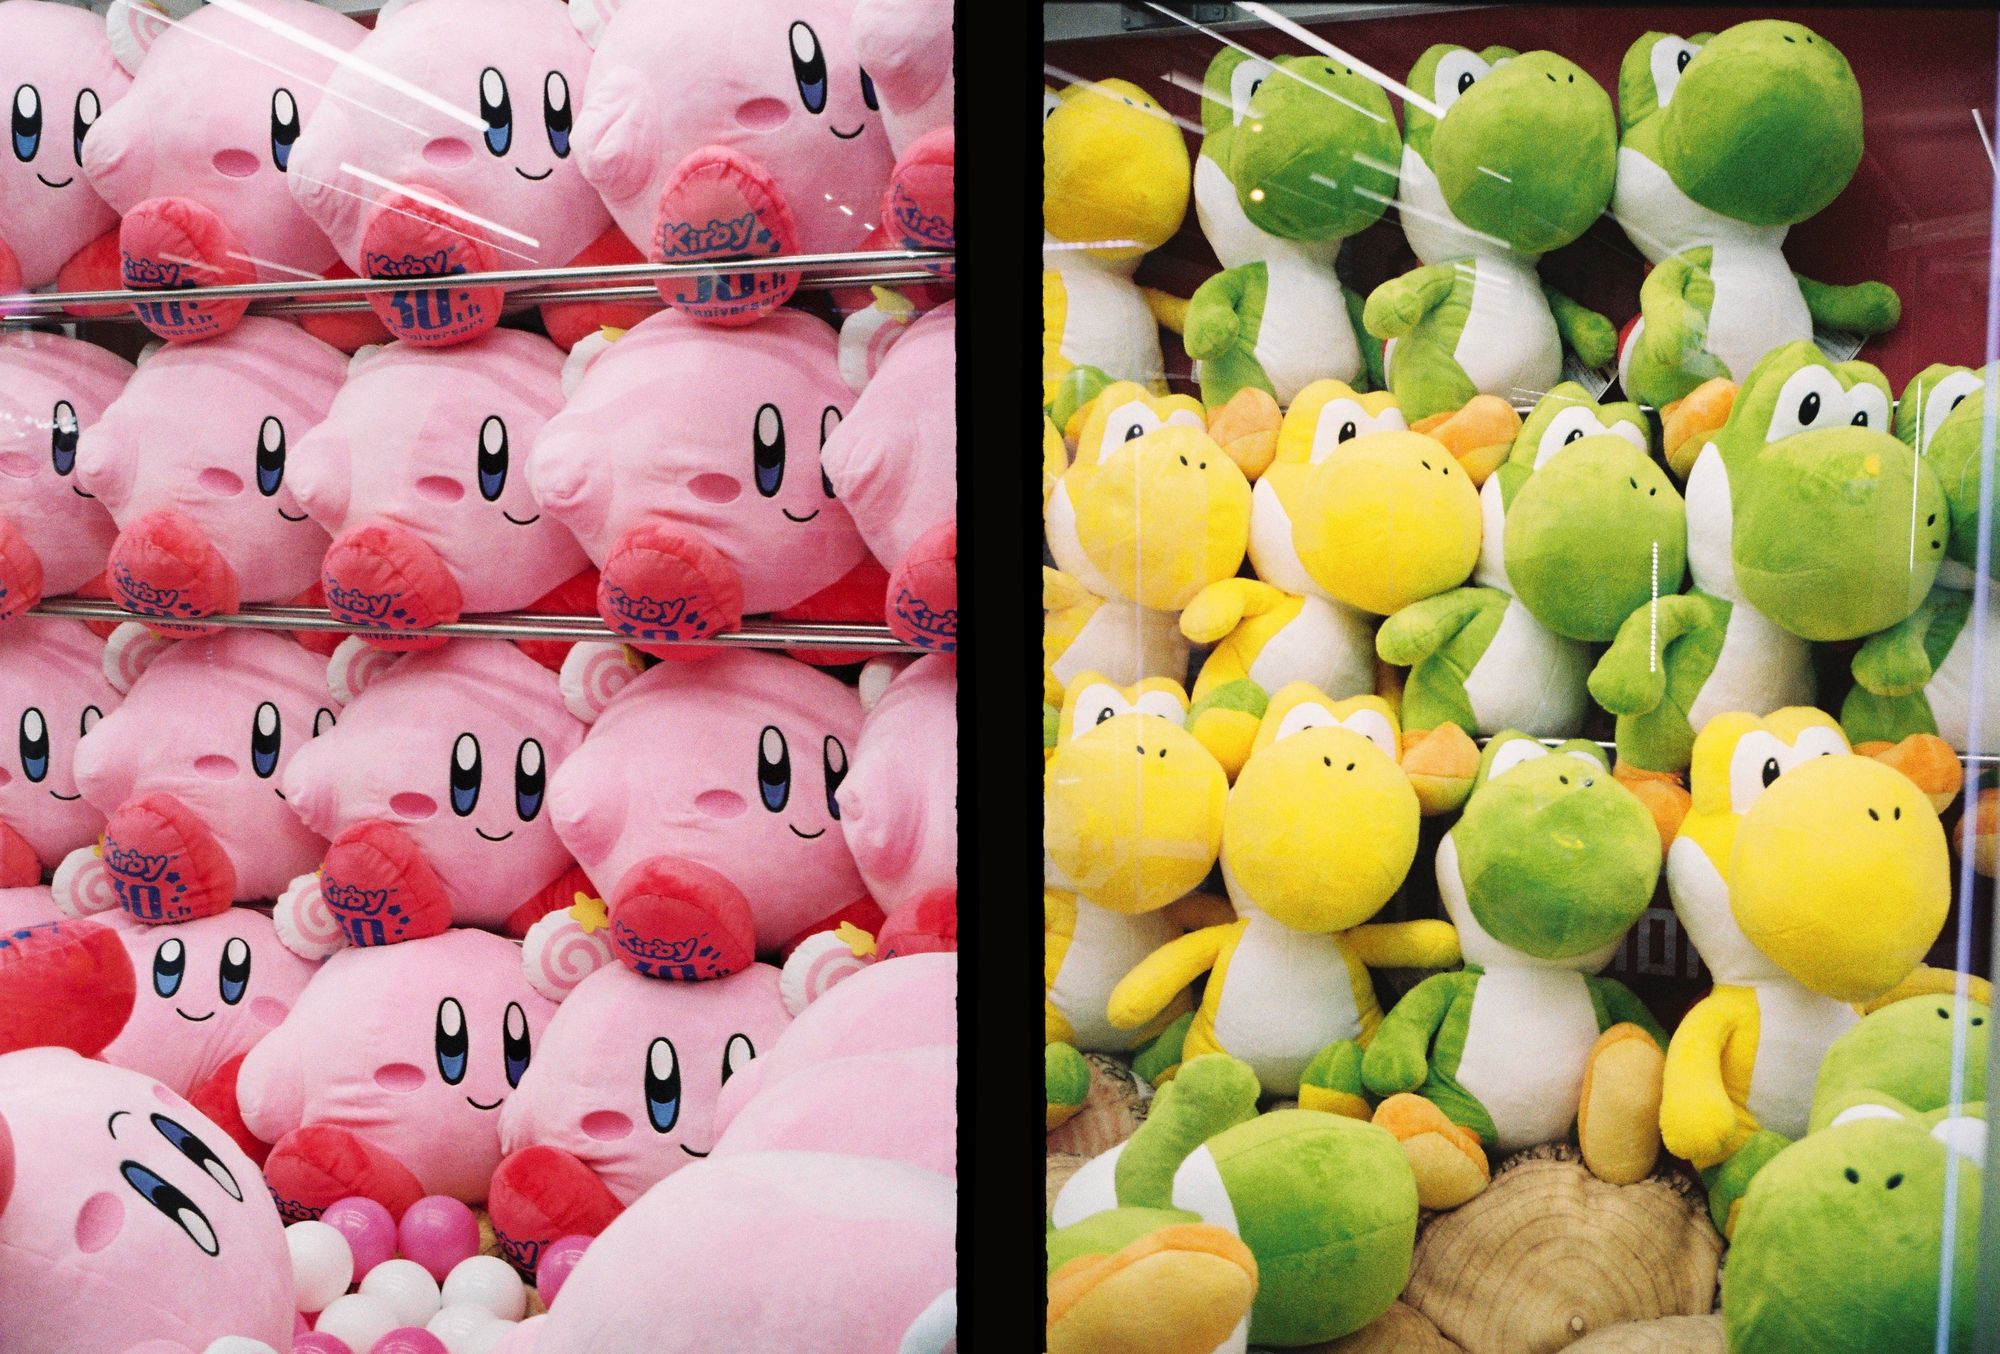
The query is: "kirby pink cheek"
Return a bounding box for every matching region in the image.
[738,97,790,132]
[74,1190,124,1254]
[695,789,746,819]
[581,1110,633,1142]
[248,995,289,1027]
[423,137,475,170]
[374,1062,426,1093]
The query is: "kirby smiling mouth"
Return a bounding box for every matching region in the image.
[175,1007,215,1023]
[36,173,72,188]
[514,166,553,181]
[782,509,820,523]
[789,825,825,840]
[475,827,514,842]
[503,511,540,526]
[72,486,94,499]
[830,125,863,140]
[278,509,310,522]
[49,790,80,801]
[680,1145,709,1159]
[466,1095,503,1110]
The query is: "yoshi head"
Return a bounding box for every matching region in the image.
[1045,673,1229,915]
[1197,49,1401,242]
[1913,364,2000,579]
[1405,44,1615,256]
[1714,343,1943,640]
[1439,733,1660,970]
[1619,22,1862,229]
[1219,686,1419,934]
[1494,383,1686,641]
[1047,383,1252,610]
[1809,994,1989,1135]
[1045,78,1193,261]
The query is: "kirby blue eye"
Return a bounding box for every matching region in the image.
[152,1113,242,1201]
[435,997,468,1085]
[450,733,481,816]
[218,936,250,1006]
[722,1032,755,1084]
[119,1161,218,1255]
[18,707,46,783]
[757,726,790,812]
[51,400,77,476]
[152,937,184,998]
[823,735,847,821]
[255,417,285,497]
[789,22,827,115]
[477,416,507,502]
[251,702,281,779]
[753,403,784,498]
[819,405,840,498]
[11,84,40,162]
[480,67,512,156]
[503,1000,531,1088]
[644,1036,681,1132]
[270,88,299,172]
[543,72,571,158]
[72,88,98,165]
[860,68,879,112]
[515,739,544,822]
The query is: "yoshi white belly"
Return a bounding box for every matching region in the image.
[1745,979,1859,1139]
[1249,255,1361,405]
[1210,912,1362,1094]
[1923,604,2000,751]
[1454,255,1562,402]
[1050,899,1183,1052]
[1245,593,1377,700]
[1052,597,1192,694]
[1047,260,1165,391]
[1462,597,1592,736]
[1686,602,1816,733]
[1456,967,1600,1151]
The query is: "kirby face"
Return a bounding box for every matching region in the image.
[80,0,365,280]
[0,333,132,597]
[0,619,118,870]
[76,317,345,609]
[550,650,867,953]
[289,0,609,276]
[237,928,556,1202]
[0,0,129,290]
[500,963,790,1204]
[99,908,317,1097]
[840,656,954,912]
[528,308,866,613]
[73,629,337,902]
[574,0,893,260]
[290,332,589,614]
[283,641,586,929]
[0,1048,294,1354]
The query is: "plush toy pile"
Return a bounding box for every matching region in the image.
[1046,19,1994,1354]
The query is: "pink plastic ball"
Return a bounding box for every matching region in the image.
[323,1196,399,1278]
[536,1234,593,1307]
[293,1335,354,1354]
[397,1196,481,1283]
[371,1330,449,1354]
[297,1312,314,1338]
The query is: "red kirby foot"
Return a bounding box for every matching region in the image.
[107,509,241,630]
[318,821,454,949]
[118,196,259,342]
[322,522,464,651]
[886,127,955,267]
[0,825,39,890]
[0,917,134,1057]
[886,520,956,652]
[487,1145,624,1276]
[54,229,126,320]
[650,145,801,325]
[263,1123,428,1223]
[876,888,957,959]
[596,521,744,659]
[188,1051,271,1168]
[100,792,239,924]
[607,855,757,981]
[0,235,18,303]
[0,518,45,627]
[359,190,504,348]
[773,558,893,668]
[297,261,395,354]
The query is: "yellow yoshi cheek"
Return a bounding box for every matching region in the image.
[1730,756,1951,1003]
[1081,430,1252,610]
[1291,432,1482,615]
[1045,721,1229,915]
[1043,83,1193,260]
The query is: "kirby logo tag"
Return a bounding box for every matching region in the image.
[111,563,183,613]
[324,580,398,622]
[610,917,732,980]
[324,881,392,916]
[656,212,772,259]
[601,583,704,635]
[890,192,953,251]
[120,254,189,289]
[364,250,464,280]
[893,592,956,651]
[104,843,173,883]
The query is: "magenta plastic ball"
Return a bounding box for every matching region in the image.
[397,1196,481,1284]
[293,1335,355,1354]
[323,1196,399,1278]
[536,1234,593,1307]
[370,1330,449,1354]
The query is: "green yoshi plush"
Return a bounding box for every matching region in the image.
[1365,45,1619,422]
[1184,49,1402,408]
[1611,21,1901,408]
[1378,383,1684,738]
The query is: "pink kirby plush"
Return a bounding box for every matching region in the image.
[0,1,129,298]
[823,297,955,649]
[287,0,611,349]
[0,884,55,930]
[522,1152,956,1354]
[77,317,347,631]
[0,333,133,624]
[841,655,955,938]
[0,1047,295,1353]
[59,626,337,924]
[79,0,376,345]
[528,308,866,654]
[487,962,790,1272]
[239,927,555,1221]
[568,0,893,322]
[0,618,120,886]
[853,0,953,262]
[275,639,592,954]
[290,332,592,647]
[548,646,876,981]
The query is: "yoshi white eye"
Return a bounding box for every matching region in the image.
[1727,727,1847,816]
[1070,682,1130,740]
[1608,420,1650,454]
[1432,50,1491,114]
[1309,398,1374,464]
[1488,738,1549,779]
[1229,57,1273,126]
[1162,408,1205,432]
[1650,37,1702,109]
[1563,747,1610,775]
[1332,708,1397,761]
[1764,365,1849,443]
[1932,1115,1987,1164]
[1101,400,1163,447]
[1846,384,1890,432]
[1534,406,1609,468]
[1917,370,1982,456]
[1274,701,1339,744]
[1130,690,1187,724]
[1830,1102,1906,1129]
[1043,89,1062,124]
[1791,726,1849,761]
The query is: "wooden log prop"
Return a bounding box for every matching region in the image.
[1564,1314,1725,1353]
[1046,1052,1149,1158]
[1317,1299,1467,1353]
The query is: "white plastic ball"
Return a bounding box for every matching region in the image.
[465,1322,514,1354]
[313,1292,400,1352]
[359,1256,445,1327]
[287,1220,356,1314]
[440,1255,527,1321]
[427,1303,503,1354]
[203,1340,280,1354]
